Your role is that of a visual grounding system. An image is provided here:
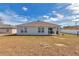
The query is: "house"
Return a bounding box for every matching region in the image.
[61,26,79,35]
[17,21,60,35]
[0,23,16,35]
[63,26,79,30]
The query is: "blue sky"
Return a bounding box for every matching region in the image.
[0,3,79,26]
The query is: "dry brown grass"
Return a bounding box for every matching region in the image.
[0,34,79,56]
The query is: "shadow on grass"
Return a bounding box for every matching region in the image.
[6,34,58,37]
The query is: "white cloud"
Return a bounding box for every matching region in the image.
[72,19,79,21]
[55,4,70,9]
[52,11,57,14]
[44,11,64,23]
[50,17,58,21]
[22,6,28,11]
[64,3,79,25]
[66,3,79,14]
[55,13,64,19]
[43,15,49,19]
[0,10,28,25]
[44,4,79,25]
[44,17,59,22]
[65,3,79,25]
[52,11,64,19]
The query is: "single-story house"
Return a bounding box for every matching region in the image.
[0,23,16,35]
[17,21,60,35]
[63,26,79,30]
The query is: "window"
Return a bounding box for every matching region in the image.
[38,27,41,33]
[38,27,44,33]
[42,27,44,32]
[25,28,27,33]
[7,29,9,32]
[21,30,23,33]
[48,28,54,34]
[21,28,27,33]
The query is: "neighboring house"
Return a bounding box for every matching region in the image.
[63,26,79,30]
[17,21,60,35]
[61,26,79,34]
[0,23,16,35]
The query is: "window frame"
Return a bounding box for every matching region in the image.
[24,28,27,33]
[38,27,44,33]
[21,29,23,33]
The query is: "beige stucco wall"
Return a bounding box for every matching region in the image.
[11,28,17,34]
[17,26,60,35]
[0,28,17,34]
[17,26,48,35]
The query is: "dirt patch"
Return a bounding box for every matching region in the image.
[53,37,58,38]
[59,38,66,39]
[39,43,52,48]
[53,37,66,40]
[54,43,67,47]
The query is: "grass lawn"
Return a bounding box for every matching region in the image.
[0,34,79,56]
